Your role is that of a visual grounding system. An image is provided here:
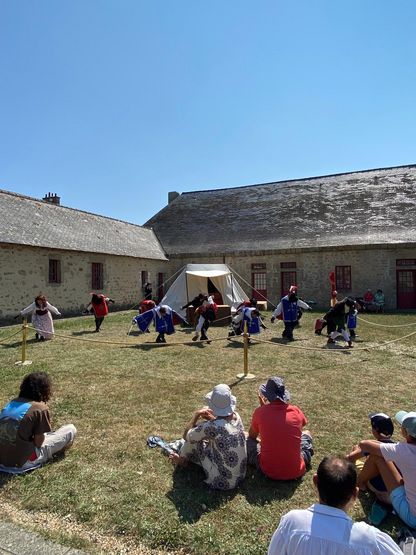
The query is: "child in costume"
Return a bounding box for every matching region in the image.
[271,287,311,341]
[20,294,61,340]
[346,303,358,339]
[133,304,187,343]
[192,296,218,343]
[86,293,115,332]
[229,307,262,339]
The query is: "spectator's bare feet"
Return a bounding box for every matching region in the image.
[169,453,188,467]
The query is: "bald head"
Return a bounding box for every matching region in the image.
[315,456,357,509]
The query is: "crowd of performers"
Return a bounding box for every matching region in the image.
[17,285,367,348]
[132,293,220,344]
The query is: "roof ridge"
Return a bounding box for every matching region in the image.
[0,188,149,230]
[181,163,416,195]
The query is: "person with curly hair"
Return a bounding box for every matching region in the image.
[20,294,61,340]
[168,384,247,490]
[0,372,76,472]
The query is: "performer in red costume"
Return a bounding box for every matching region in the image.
[86,293,115,332]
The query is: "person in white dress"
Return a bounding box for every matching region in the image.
[20,294,61,340]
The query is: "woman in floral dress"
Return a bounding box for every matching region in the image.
[169,384,247,490]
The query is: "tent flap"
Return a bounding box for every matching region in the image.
[160,264,248,318]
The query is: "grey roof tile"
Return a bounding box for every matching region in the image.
[145,164,416,255]
[0,190,167,260]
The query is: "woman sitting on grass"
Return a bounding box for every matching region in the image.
[169,384,247,490]
[0,371,76,472]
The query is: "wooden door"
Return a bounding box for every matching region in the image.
[397,270,416,309]
[281,271,297,297]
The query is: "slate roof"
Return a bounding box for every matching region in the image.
[0,190,167,260]
[145,165,416,256]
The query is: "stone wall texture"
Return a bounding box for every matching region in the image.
[0,244,168,322]
[168,244,416,310]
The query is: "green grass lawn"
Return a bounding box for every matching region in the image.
[1,310,416,554]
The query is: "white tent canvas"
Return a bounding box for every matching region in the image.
[161,264,248,318]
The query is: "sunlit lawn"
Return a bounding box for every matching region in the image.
[0,310,415,554]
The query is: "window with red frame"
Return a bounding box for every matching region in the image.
[335,266,351,290]
[251,263,267,300]
[48,259,61,284]
[281,271,297,296]
[91,263,104,290]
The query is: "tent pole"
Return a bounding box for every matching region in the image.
[231,273,236,303]
[185,273,190,305]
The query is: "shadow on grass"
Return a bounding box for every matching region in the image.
[0,473,13,489]
[241,468,302,506]
[167,463,302,523]
[1,338,38,349]
[357,490,402,539]
[71,330,98,336]
[167,464,238,523]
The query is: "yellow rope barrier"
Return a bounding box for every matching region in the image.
[251,329,416,351]
[0,328,23,344]
[26,320,416,353]
[357,316,416,328]
[27,325,231,347]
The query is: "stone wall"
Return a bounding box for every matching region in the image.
[2,243,415,323]
[0,244,168,323]
[167,245,416,310]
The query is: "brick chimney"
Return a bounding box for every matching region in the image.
[168,191,180,204]
[42,192,61,205]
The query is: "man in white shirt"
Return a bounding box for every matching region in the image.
[268,455,402,555]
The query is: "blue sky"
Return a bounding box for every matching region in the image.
[1,1,415,225]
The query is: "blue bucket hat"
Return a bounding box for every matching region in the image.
[259,377,290,403]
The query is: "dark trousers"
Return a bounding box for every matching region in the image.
[282,321,296,340]
[95,316,104,331]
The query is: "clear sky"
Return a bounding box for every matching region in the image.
[1,1,415,225]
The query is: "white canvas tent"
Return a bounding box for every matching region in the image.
[161,264,248,318]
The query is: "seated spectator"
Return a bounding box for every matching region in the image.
[363,289,377,312]
[0,372,76,472]
[346,412,395,524]
[359,410,416,529]
[268,455,402,554]
[247,376,313,480]
[374,289,385,313]
[169,384,246,490]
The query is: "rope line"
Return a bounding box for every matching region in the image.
[21,321,416,351]
[251,329,416,351]
[357,316,416,328]
[0,328,23,344]
[27,325,231,347]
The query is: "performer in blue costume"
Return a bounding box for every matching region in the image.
[271,287,311,341]
[229,307,262,339]
[133,304,187,343]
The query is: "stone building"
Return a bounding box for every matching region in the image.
[145,164,416,310]
[2,164,416,321]
[0,190,168,323]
